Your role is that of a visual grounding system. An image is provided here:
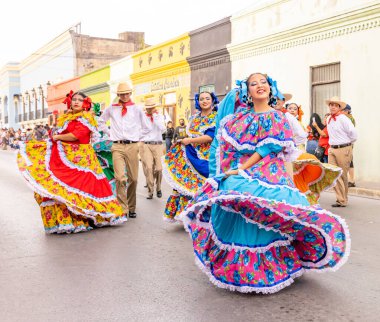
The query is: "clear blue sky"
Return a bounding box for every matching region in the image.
[0,0,263,67]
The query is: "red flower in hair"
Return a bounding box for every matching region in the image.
[82,97,92,110]
[63,90,74,109]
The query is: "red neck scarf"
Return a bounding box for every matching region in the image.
[145,111,157,122]
[120,100,134,117]
[328,111,342,124]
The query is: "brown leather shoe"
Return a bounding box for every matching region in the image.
[332,203,346,207]
[129,212,137,218]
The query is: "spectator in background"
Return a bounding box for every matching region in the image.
[15,129,21,140]
[342,104,356,188]
[20,129,26,142]
[306,113,324,155]
[313,113,330,163]
[25,128,33,141]
[342,104,356,187]
[164,121,174,151]
[173,118,187,142]
[34,124,46,141]
[1,128,8,150]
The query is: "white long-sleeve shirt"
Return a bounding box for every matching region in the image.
[285,112,307,146]
[140,112,166,142]
[327,114,358,145]
[98,103,144,142]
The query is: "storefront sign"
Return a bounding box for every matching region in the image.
[151,77,180,92]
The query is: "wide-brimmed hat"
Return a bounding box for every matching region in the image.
[343,104,352,111]
[144,97,158,109]
[326,96,347,109]
[117,82,132,94]
[283,93,292,102]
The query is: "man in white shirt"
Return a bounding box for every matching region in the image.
[326,97,358,207]
[98,82,144,218]
[140,97,166,199]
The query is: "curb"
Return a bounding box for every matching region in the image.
[348,187,380,200]
[326,187,380,200]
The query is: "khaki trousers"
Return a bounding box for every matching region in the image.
[328,145,353,206]
[138,142,148,183]
[141,143,164,195]
[111,143,139,213]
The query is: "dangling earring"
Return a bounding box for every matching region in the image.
[268,92,276,107]
[247,95,253,107]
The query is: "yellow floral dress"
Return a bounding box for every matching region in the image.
[17,111,126,233]
[163,111,217,222]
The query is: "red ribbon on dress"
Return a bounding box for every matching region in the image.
[63,90,74,109]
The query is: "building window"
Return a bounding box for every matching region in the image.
[311,62,340,117]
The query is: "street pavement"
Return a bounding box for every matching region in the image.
[0,150,379,322]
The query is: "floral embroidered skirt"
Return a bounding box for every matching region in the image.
[293,153,342,205]
[93,139,116,195]
[162,143,209,222]
[17,140,127,234]
[179,155,350,294]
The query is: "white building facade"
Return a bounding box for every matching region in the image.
[229,0,380,184]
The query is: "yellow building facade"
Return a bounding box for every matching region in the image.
[131,34,191,125]
[79,66,111,109]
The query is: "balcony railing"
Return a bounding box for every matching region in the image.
[36,110,41,119]
[4,116,8,124]
[29,112,34,120]
[23,113,28,121]
[18,114,22,122]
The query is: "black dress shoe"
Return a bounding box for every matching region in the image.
[348,182,356,188]
[146,195,153,199]
[129,212,137,218]
[157,191,162,198]
[144,184,148,188]
[332,203,346,208]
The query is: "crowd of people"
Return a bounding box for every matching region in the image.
[14,74,356,295]
[0,124,52,150]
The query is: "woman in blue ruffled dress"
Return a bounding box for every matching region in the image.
[162,92,218,222]
[179,73,350,293]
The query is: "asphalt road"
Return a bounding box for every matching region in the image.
[0,150,379,322]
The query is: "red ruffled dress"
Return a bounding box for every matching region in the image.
[17,111,126,233]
